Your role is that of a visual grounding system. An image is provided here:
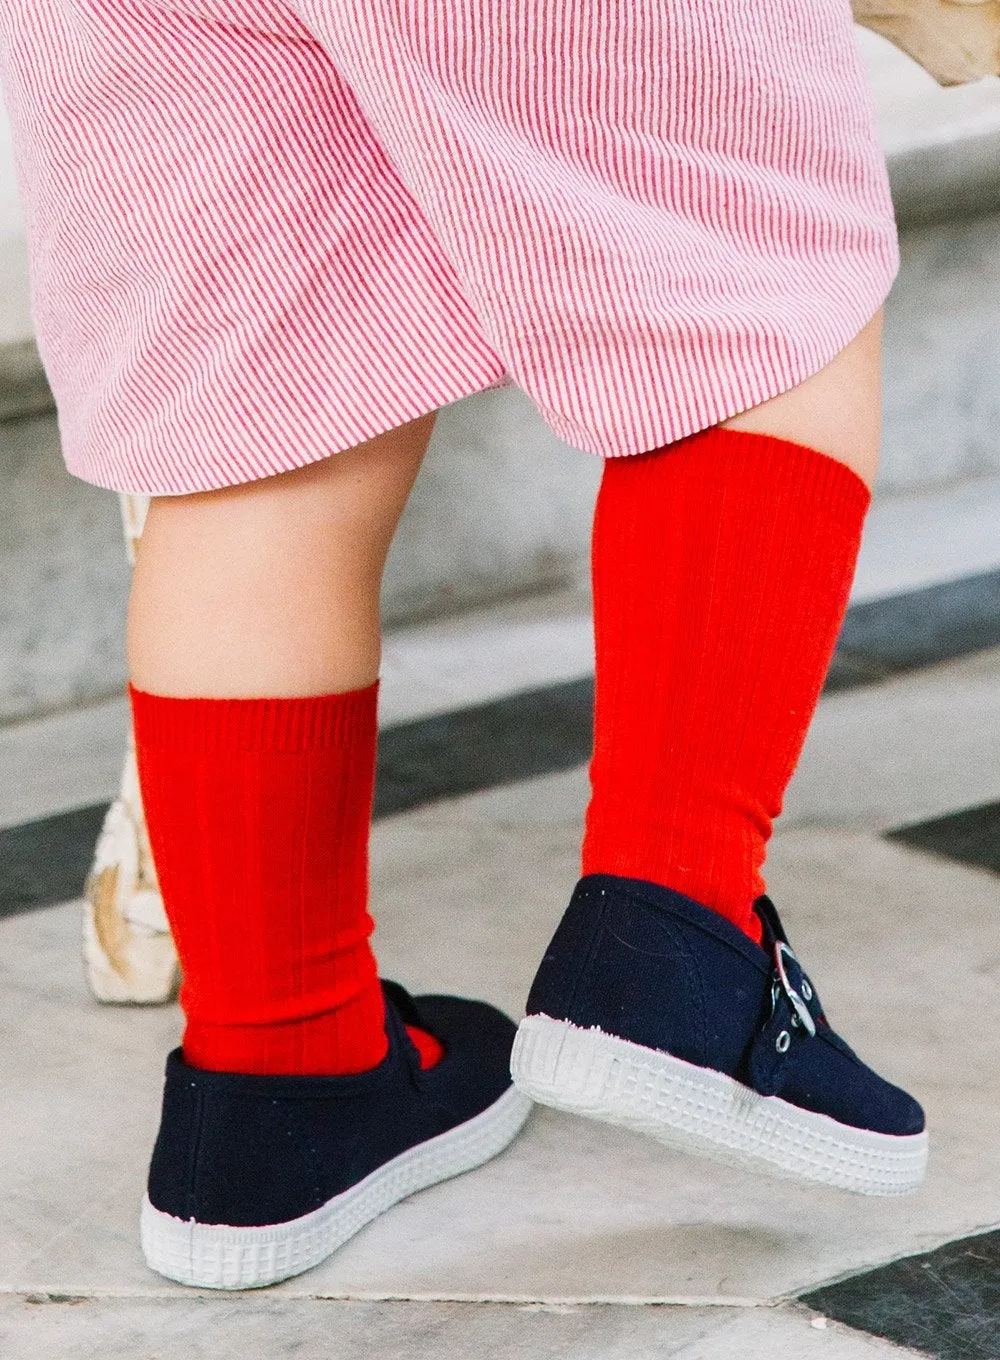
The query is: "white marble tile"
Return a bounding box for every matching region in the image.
[672,1305,925,1358]
[379,583,593,727]
[5,818,1000,1305]
[0,900,178,1293]
[785,645,1000,833]
[0,1297,924,1360]
[293,825,1000,1303]
[853,474,1000,604]
[0,695,129,829]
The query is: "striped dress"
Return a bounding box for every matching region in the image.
[0,0,896,494]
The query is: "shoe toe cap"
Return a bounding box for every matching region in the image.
[780,1038,925,1138]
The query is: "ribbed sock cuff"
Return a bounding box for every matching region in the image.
[129,682,379,753]
[658,426,872,525]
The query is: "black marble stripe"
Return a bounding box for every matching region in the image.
[0,678,596,918]
[887,802,1000,878]
[803,802,1000,1353]
[373,676,594,818]
[0,804,108,920]
[827,566,1000,692]
[801,1230,1000,1360]
[3,565,999,920]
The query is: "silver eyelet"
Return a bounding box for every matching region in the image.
[776,1031,791,1053]
[773,941,817,1039]
[801,979,813,1002]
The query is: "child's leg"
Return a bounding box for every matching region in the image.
[129,416,434,697]
[129,415,531,1286]
[582,316,881,939]
[129,416,437,1076]
[514,317,926,1195]
[2,1,537,1286]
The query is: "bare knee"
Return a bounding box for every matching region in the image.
[722,311,883,489]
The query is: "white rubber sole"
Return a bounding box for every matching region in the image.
[141,1084,532,1289]
[511,1015,927,1197]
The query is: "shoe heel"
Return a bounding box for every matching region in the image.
[142,1083,534,1289]
[510,1014,621,1115]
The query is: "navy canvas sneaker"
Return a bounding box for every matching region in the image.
[511,875,927,1195]
[141,981,532,1288]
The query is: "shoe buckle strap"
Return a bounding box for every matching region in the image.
[772,941,817,1039]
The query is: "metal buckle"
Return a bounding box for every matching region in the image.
[773,941,817,1038]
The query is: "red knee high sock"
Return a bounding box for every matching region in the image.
[131,683,442,1075]
[583,427,870,941]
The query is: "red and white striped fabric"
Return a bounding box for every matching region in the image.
[0,0,897,494]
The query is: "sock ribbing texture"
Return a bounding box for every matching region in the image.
[583,426,870,941]
[131,682,441,1075]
